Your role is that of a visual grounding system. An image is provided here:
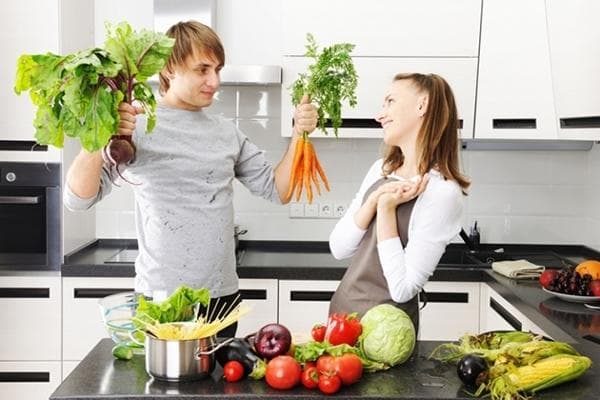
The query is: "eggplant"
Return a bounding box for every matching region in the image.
[457,354,489,387]
[216,338,266,379]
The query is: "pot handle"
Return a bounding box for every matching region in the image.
[195,337,235,358]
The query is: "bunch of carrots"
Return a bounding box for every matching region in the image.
[286,34,357,204]
[285,133,330,204]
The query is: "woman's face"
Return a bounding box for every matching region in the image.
[375,79,426,146]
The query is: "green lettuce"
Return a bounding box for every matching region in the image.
[14,21,174,152]
[135,286,210,325]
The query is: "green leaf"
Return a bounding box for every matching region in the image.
[14,22,174,152]
[289,34,358,137]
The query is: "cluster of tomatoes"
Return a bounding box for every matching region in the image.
[300,353,363,394]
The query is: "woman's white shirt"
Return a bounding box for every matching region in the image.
[329,159,464,303]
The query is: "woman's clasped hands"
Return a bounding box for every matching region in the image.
[369,174,430,212]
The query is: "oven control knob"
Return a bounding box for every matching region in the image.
[5,172,16,182]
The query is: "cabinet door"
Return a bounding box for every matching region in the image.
[418,282,480,341]
[482,284,551,338]
[0,361,61,400]
[236,279,278,337]
[278,280,340,337]
[62,277,134,361]
[282,0,481,57]
[547,0,600,140]
[0,275,61,361]
[281,57,477,139]
[475,0,557,139]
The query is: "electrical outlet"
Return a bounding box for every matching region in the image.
[304,203,319,218]
[334,203,347,218]
[319,202,333,218]
[289,203,304,218]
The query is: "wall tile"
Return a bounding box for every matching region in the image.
[238,86,281,118]
[207,87,237,118]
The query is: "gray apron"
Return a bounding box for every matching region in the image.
[329,177,420,332]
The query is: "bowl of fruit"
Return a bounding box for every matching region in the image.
[539,261,600,303]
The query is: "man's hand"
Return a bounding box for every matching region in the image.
[293,95,318,136]
[117,103,144,135]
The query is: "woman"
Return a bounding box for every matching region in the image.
[329,73,470,332]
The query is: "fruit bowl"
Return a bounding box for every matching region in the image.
[542,287,600,304]
[98,292,145,352]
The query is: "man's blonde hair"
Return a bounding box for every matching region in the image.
[159,21,225,95]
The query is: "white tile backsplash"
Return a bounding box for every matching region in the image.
[95,87,600,248]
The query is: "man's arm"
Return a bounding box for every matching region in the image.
[273,95,317,203]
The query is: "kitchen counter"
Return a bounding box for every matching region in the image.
[50,338,600,400]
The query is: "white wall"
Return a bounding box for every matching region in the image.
[90,0,600,249]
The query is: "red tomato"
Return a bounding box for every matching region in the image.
[316,355,336,375]
[318,374,342,394]
[334,353,363,385]
[311,324,326,342]
[300,366,319,389]
[223,360,244,382]
[303,361,316,371]
[265,355,301,390]
[590,280,600,296]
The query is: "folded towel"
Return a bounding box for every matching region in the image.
[492,259,545,279]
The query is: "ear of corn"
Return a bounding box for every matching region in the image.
[488,354,592,400]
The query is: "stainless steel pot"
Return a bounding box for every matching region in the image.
[144,333,232,382]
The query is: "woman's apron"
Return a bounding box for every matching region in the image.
[329,177,420,332]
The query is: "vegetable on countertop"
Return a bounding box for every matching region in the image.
[215,338,266,379]
[285,33,358,204]
[14,21,174,180]
[324,312,362,346]
[111,344,134,361]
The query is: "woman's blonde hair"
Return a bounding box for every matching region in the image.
[382,73,470,193]
[158,21,225,96]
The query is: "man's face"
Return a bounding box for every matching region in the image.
[165,48,223,111]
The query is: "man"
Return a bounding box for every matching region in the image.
[64,21,317,336]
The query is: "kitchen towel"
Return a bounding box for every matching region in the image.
[492,259,545,279]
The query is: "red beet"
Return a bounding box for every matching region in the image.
[103,135,137,184]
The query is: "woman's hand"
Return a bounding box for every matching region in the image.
[117,102,144,135]
[376,174,430,212]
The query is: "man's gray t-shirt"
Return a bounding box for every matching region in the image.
[64,105,281,297]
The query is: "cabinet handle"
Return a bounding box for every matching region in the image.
[290,291,333,301]
[240,289,267,300]
[0,140,48,152]
[419,292,468,303]
[492,119,537,129]
[560,116,600,129]
[0,288,49,298]
[0,195,41,204]
[74,288,133,299]
[489,298,522,330]
[0,372,50,382]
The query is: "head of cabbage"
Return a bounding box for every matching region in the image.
[359,304,416,366]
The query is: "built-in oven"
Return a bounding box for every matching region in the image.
[0,162,61,270]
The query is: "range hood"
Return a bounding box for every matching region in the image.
[153,0,281,86]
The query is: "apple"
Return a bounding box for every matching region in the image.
[589,280,600,297]
[539,269,559,289]
[253,323,292,360]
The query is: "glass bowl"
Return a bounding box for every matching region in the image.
[98,291,145,352]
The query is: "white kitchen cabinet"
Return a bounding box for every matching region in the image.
[0,274,61,361]
[236,279,278,337]
[62,277,134,363]
[418,281,480,341]
[546,0,600,140]
[475,0,557,139]
[281,57,477,139]
[278,280,340,336]
[480,284,551,338]
[282,0,481,57]
[0,361,61,400]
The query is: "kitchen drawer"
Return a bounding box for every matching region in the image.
[0,275,61,361]
[236,279,278,337]
[278,280,340,335]
[0,361,61,400]
[418,281,480,341]
[62,277,134,361]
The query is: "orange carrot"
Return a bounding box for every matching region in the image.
[303,138,313,203]
[308,141,321,196]
[314,155,330,192]
[285,138,304,202]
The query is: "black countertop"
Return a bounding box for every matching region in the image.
[51,339,599,400]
